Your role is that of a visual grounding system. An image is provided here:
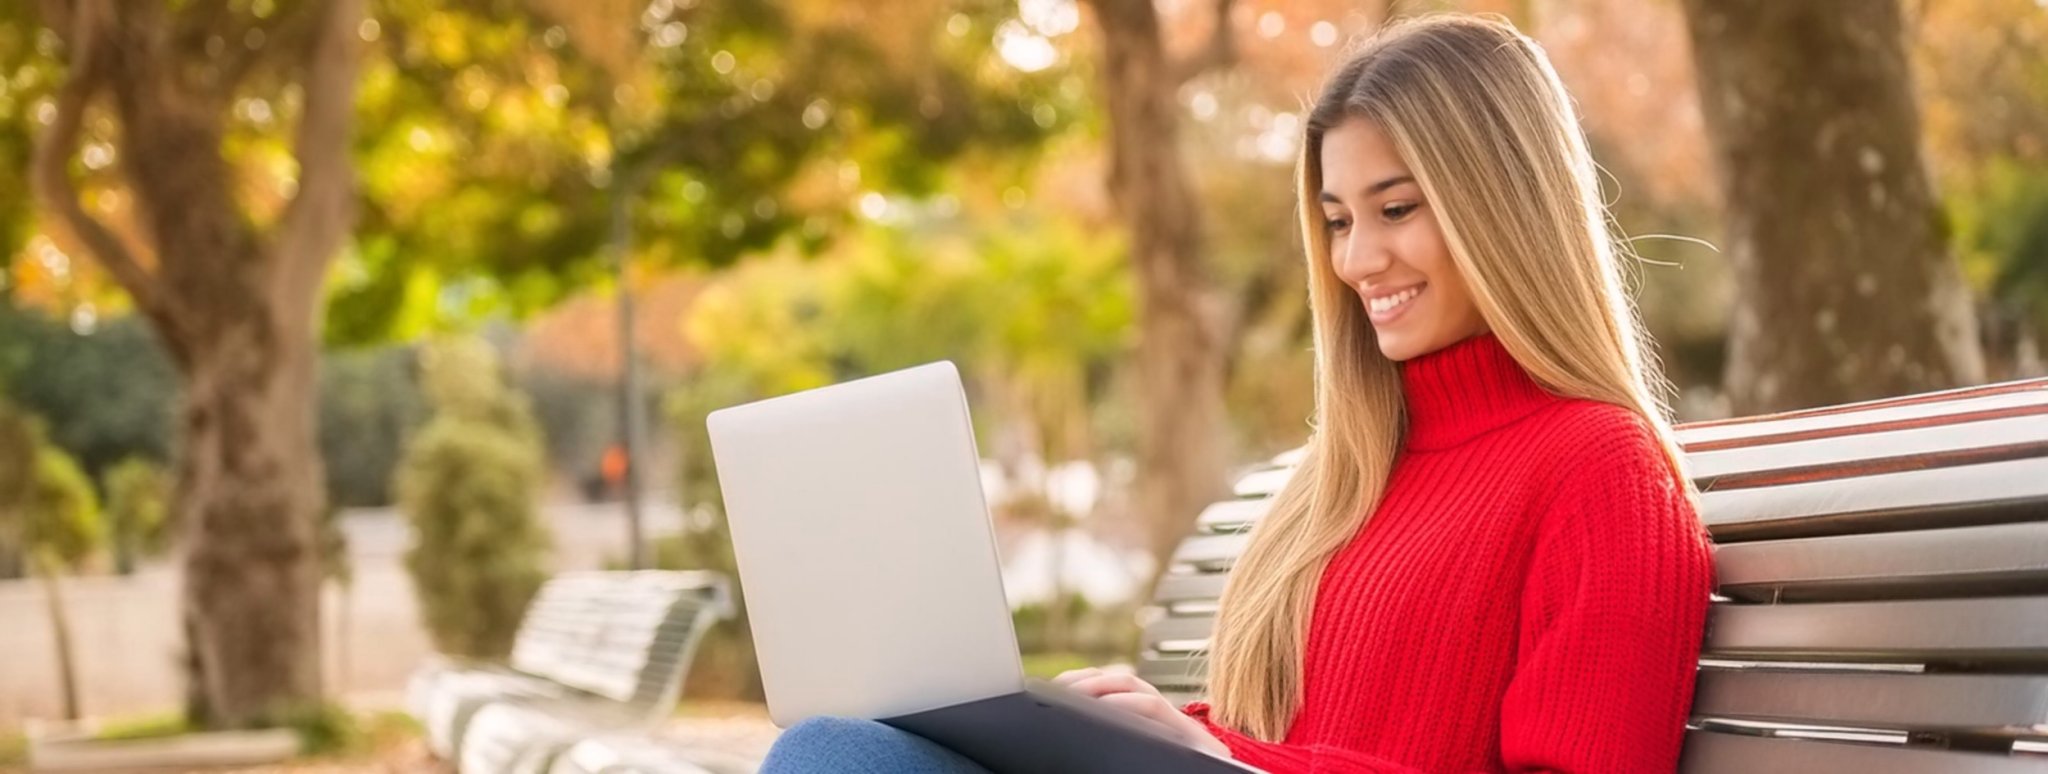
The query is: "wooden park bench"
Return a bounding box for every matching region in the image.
[1142,377,2048,772]
[405,570,735,774]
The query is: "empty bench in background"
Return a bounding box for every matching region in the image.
[405,570,735,774]
[1143,378,2048,773]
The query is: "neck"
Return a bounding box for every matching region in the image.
[1398,333,1560,450]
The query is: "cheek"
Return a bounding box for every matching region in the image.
[1402,222,1480,322]
[1400,218,1455,280]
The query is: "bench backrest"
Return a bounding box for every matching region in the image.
[1143,378,2048,772]
[509,570,735,712]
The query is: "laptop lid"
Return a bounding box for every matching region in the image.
[706,361,1026,728]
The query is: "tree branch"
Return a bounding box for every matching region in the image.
[275,0,364,309]
[29,0,175,325]
[1171,0,1238,86]
[221,0,328,93]
[170,0,235,66]
[31,0,73,47]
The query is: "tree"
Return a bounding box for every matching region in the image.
[396,337,550,660]
[0,307,177,483]
[27,0,365,726]
[1080,0,1238,576]
[17,0,1060,727]
[0,406,105,722]
[328,0,1067,343]
[1681,0,1985,413]
[1912,0,2048,379]
[0,403,37,581]
[103,456,172,573]
[318,345,426,508]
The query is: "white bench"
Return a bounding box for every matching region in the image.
[405,570,734,773]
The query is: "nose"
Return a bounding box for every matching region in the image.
[1333,230,1390,283]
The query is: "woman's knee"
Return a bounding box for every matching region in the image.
[779,715,894,747]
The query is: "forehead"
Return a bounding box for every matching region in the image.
[1319,118,1411,196]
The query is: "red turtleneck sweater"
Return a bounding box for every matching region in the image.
[1183,333,1714,773]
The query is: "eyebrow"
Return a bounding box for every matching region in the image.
[1318,175,1415,203]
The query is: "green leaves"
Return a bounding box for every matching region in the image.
[105,457,173,562]
[395,335,548,659]
[325,0,1069,346]
[0,419,106,572]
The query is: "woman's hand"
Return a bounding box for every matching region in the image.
[1053,666,1233,759]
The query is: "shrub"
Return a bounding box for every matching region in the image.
[395,338,549,660]
[104,457,172,563]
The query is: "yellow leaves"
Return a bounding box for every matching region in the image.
[418,10,473,65]
[8,232,133,320]
[682,253,835,394]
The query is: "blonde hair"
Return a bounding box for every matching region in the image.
[1203,14,1693,740]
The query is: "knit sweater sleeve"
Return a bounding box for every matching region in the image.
[1181,421,1715,773]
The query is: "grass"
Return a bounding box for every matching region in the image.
[1022,651,1103,680]
[92,711,191,742]
[285,706,422,760]
[306,709,420,761]
[0,729,25,766]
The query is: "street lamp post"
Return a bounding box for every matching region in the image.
[612,172,648,571]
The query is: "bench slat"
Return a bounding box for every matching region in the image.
[1154,573,1229,607]
[1706,597,2048,664]
[1699,456,2048,542]
[1172,533,1250,572]
[1685,409,2048,480]
[1717,522,2048,603]
[1137,653,1208,691]
[1679,728,2048,773]
[1141,615,1217,654]
[1676,386,2048,447]
[1693,667,2048,734]
[1197,498,1270,534]
[1234,468,1292,498]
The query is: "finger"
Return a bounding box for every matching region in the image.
[1096,692,1181,728]
[1051,667,1103,687]
[1097,693,1211,750]
[1066,673,1161,699]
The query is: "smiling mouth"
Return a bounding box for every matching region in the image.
[1365,284,1424,322]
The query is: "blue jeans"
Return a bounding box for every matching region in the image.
[760,716,995,773]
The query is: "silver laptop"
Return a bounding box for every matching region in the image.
[707,362,1259,773]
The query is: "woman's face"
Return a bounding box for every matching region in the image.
[1318,118,1489,362]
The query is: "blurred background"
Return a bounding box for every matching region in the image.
[0,0,2043,766]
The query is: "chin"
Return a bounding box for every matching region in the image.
[1375,331,1428,362]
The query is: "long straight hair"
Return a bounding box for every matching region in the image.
[1203,14,1693,741]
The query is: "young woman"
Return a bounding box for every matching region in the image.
[763,13,1713,773]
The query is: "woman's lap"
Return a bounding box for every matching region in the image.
[759,716,994,774]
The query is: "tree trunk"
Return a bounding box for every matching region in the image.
[1085,0,1235,578]
[34,551,82,722]
[1681,0,1984,414]
[176,314,329,726]
[29,0,363,728]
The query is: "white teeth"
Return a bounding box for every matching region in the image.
[1368,287,1421,315]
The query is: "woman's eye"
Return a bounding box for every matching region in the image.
[1323,216,1352,233]
[1382,203,1418,222]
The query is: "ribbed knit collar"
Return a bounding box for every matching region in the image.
[1399,332,1561,451]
